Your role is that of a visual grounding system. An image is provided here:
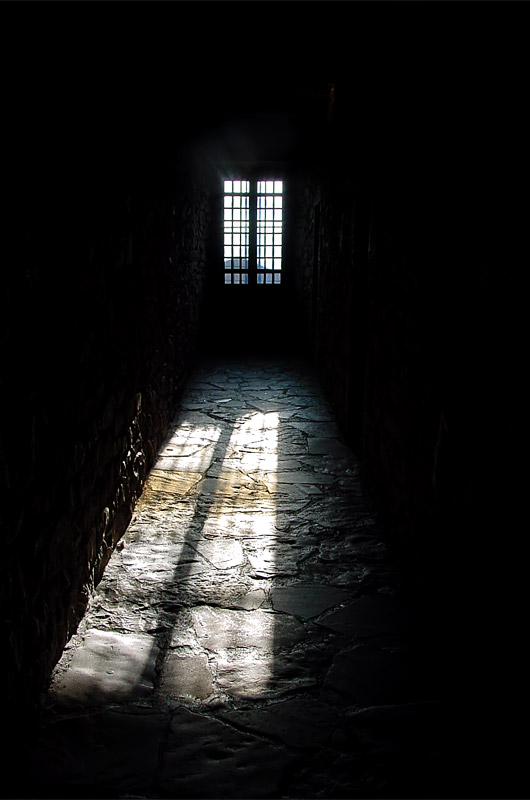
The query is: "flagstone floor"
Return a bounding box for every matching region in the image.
[21,358,449,799]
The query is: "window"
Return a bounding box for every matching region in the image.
[223,180,250,285]
[223,178,283,285]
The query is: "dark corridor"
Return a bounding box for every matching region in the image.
[2,3,528,798]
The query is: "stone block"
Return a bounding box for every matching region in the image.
[160,653,213,701]
[27,708,168,796]
[317,593,410,640]
[158,707,299,797]
[270,583,350,619]
[49,628,159,706]
[322,644,413,707]
[221,697,338,750]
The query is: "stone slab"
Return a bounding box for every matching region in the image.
[215,652,277,698]
[274,469,336,484]
[27,708,168,796]
[270,583,350,619]
[191,605,305,652]
[198,474,254,495]
[153,452,215,472]
[137,469,203,501]
[121,540,202,574]
[322,644,412,707]
[290,421,341,437]
[50,629,159,706]
[158,707,299,798]
[316,593,409,640]
[229,588,267,610]
[344,702,447,796]
[160,653,214,700]
[192,538,244,569]
[246,547,277,575]
[221,697,339,750]
[292,409,336,422]
[307,437,353,457]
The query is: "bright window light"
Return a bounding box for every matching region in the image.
[223,178,284,286]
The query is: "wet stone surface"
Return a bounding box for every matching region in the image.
[24,358,445,798]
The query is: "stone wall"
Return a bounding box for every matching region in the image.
[360,185,443,579]
[1,158,211,714]
[292,168,321,352]
[292,152,371,451]
[290,114,527,756]
[291,76,525,606]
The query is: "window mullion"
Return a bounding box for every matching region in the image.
[249,180,257,286]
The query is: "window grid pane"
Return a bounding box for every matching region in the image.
[256,178,282,284]
[224,179,250,284]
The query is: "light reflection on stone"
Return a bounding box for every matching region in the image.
[154,425,223,473]
[133,410,280,697]
[200,411,278,695]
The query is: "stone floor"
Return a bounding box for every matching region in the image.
[19,358,452,799]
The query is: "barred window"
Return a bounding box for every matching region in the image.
[223,179,284,285]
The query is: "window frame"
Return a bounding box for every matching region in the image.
[222,176,285,287]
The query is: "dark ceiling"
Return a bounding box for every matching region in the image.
[5,1,528,194]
